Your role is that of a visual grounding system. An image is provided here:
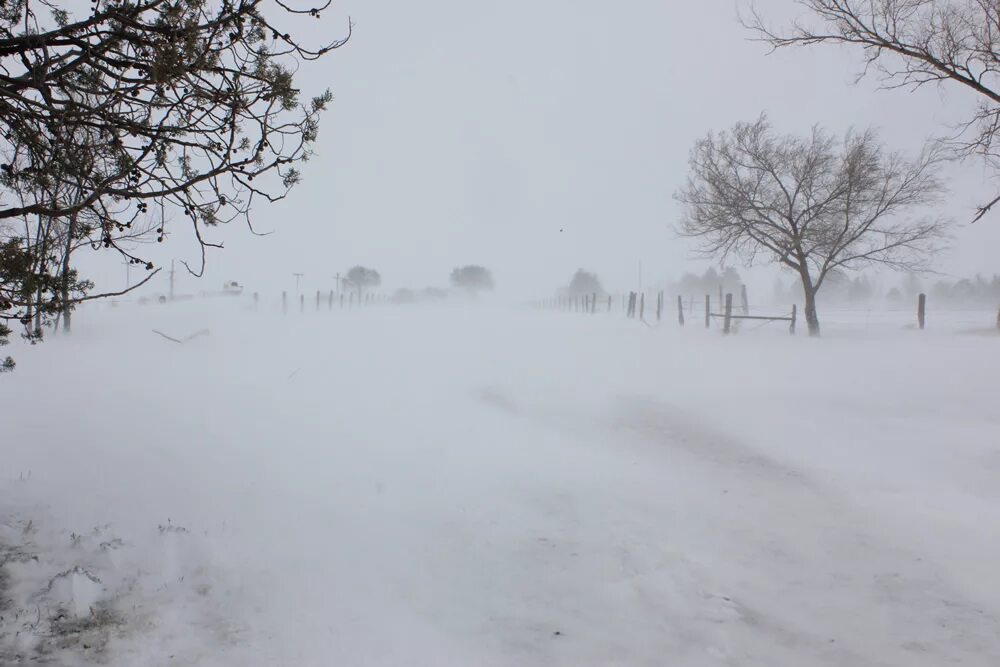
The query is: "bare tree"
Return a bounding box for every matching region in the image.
[344,266,381,296]
[676,116,947,335]
[566,269,604,297]
[450,265,494,295]
[745,0,1000,221]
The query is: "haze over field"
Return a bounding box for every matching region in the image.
[4,300,1000,665]
[2,1,1000,665]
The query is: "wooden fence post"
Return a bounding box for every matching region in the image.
[639,293,645,320]
[704,295,710,329]
[723,293,733,334]
[282,291,287,315]
[790,304,797,335]
[677,295,685,326]
[656,291,662,321]
[917,293,926,330]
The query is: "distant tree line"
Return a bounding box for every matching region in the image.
[354,265,495,304]
[771,271,1000,308]
[671,267,744,301]
[923,276,1000,307]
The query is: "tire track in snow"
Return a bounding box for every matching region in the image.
[474,386,1000,666]
[613,398,819,491]
[612,397,1000,667]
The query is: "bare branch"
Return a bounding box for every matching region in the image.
[745,0,1000,220]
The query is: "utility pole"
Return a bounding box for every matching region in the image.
[169,260,175,301]
[333,273,342,294]
[122,259,132,289]
[292,272,304,292]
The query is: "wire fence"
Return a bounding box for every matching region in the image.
[532,289,1000,336]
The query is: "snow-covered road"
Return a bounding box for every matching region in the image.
[3,301,999,665]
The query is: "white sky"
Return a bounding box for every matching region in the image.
[88,0,1000,298]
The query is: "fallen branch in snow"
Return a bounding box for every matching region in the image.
[152,330,183,344]
[37,566,102,597]
[152,329,211,344]
[157,519,189,535]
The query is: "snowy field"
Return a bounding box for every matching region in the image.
[2,298,999,666]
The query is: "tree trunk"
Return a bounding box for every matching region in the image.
[34,285,43,333]
[799,272,821,336]
[803,289,820,336]
[34,216,50,335]
[61,212,78,333]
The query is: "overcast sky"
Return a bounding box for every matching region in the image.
[93,0,1000,298]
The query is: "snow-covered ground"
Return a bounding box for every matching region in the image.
[2,298,999,666]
